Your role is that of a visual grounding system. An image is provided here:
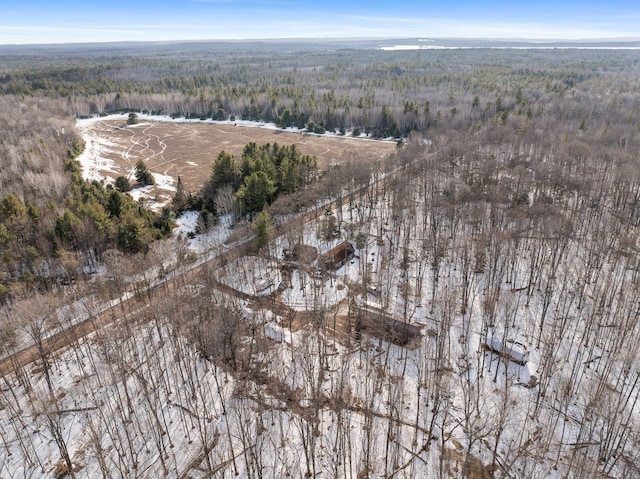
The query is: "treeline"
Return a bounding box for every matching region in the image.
[0,96,78,203]
[3,45,638,139]
[0,154,172,298]
[196,142,318,222]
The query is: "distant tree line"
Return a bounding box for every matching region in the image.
[4,46,636,140]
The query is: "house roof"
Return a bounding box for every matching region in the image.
[323,240,354,260]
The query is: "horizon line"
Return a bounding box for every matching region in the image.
[2,35,640,48]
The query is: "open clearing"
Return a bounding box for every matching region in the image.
[77,115,397,208]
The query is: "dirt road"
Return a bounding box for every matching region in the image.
[0,147,419,378]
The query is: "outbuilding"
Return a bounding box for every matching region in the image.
[322,240,355,270]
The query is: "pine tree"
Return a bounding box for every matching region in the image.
[279,157,299,194]
[172,176,189,212]
[135,160,155,186]
[106,190,124,218]
[114,176,132,192]
[253,210,271,250]
[211,151,240,188]
[236,171,276,214]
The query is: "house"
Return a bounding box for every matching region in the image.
[322,240,355,270]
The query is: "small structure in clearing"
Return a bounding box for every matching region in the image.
[351,297,422,347]
[353,308,422,347]
[322,240,355,270]
[482,336,529,366]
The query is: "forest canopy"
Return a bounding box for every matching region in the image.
[1,41,640,293]
[1,40,640,478]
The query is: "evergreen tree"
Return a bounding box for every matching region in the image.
[236,171,276,214]
[279,157,299,194]
[0,194,26,220]
[253,210,271,250]
[135,160,155,186]
[172,176,189,212]
[211,151,240,188]
[214,107,226,121]
[117,215,146,253]
[106,190,124,218]
[114,176,132,192]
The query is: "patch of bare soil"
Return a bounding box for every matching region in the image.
[83,119,396,198]
[443,443,497,479]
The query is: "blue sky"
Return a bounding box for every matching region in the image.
[1,0,639,45]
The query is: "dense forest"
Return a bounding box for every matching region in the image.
[1,40,640,478]
[3,41,639,138]
[2,41,639,295]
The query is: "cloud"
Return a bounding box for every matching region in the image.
[328,13,640,40]
[342,15,425,25]
[2,4,639,45]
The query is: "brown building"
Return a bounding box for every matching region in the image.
[322,240,355,270]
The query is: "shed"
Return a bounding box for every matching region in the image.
[322,240,355,270]
[482,336,529,366]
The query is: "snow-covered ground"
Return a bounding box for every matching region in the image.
[3,125,640,477]
[279,269,349,311]
[216,255,282,296]
[75,123,122,183]
[173,210,238,256]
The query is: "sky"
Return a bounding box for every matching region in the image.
[1,0,639,45]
